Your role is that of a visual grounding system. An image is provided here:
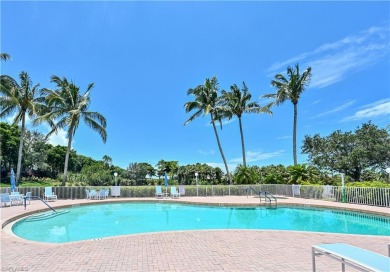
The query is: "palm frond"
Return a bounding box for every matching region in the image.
[82,111,107,128]
[0,53,11,61]
[0,105,17,119]
[184,110,202,126]
[83,114,107,143]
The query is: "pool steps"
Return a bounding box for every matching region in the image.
[22,195,70,221]
[24,210,69,222]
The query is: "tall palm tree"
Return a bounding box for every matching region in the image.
[37,75,107,185]
[261,63,312,165]
[0,72,42,184]
[184,77,232,184]
[0,53,11,61]
[220,82,272,167]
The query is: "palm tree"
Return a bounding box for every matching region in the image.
[220,82,272,167]
[0,72,42,184]
[261,63,312,165]
[102,155,112,169]
[0,53,11,61]
[233,165,260,184]
[37,75,107,185]
[184,77,232,184]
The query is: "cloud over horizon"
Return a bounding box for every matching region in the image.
[268,24,389,89]
[230,150,285,164]
[313,100,356,118]
[342,98,390,122]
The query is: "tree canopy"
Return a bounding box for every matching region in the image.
[302,122,390,181]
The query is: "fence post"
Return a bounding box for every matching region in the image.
[341,174,346,203]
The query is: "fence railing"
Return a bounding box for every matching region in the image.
[1,184,389,207]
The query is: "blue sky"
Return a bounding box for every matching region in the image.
[1,1,389,172]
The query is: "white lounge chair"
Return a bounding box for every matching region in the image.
[170,186,180,198]
[312,243,390,272]
[85,189,91,199]
[155,186,165,198]
[97,189,108,200]
[10,191,23,205]
[24,192,32,205]
[44,187,57,201]
[0,193,12,207]
[89,189,98,200]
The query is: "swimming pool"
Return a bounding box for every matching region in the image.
[12,202,390,243]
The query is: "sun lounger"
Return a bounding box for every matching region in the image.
[155,186,166,198]
[85,189,91,199]
[10,191,23,205]
[24,192,31,205]
[89,189,98,200]
[44,187,57,201]
[97,189,108,200]
[1,193,12,207]
[312,243,390,272]
[170,186,180,198]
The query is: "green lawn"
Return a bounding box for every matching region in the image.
[0,180,60,187]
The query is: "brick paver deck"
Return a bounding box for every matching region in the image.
[1,196,389,272]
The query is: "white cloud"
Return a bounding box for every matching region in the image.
[47,128,68,146]
[1,113,32,126]
[206,118,236,127]
[342,98,390,122]
[268,25,389,89]
[230,150,285,163]
[198,149,215,155]
[206,162,238,172]
[4,115,16,124]
[1,113,69,146]
[204,149,285,172]
[313,100,356,118]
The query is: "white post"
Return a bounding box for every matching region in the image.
[195,172,198,197]
[114,172,118,186]
[341,173,346,203]
[386,168,390,183]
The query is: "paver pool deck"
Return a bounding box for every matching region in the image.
[1,196,389,272]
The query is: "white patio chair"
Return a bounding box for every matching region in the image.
[44,187,57,201]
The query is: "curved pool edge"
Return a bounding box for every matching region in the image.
[2,196,389,230]
[5,222,390,247]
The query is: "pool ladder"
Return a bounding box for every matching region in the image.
[23,195,56,212]
[23,196,70,221]
[246,186,277,206]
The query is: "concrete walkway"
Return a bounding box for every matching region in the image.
[1,196,389,271]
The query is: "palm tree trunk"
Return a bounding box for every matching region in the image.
[238,117,246,167]
[210,113,232,184]
[16,112,26,185]
[62,131,73,186]
[293,103,298,165]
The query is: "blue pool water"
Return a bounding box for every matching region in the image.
[12,203,390,243]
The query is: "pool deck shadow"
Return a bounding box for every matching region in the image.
[1,196,389,272]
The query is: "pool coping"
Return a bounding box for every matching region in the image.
[2,197,389,241]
